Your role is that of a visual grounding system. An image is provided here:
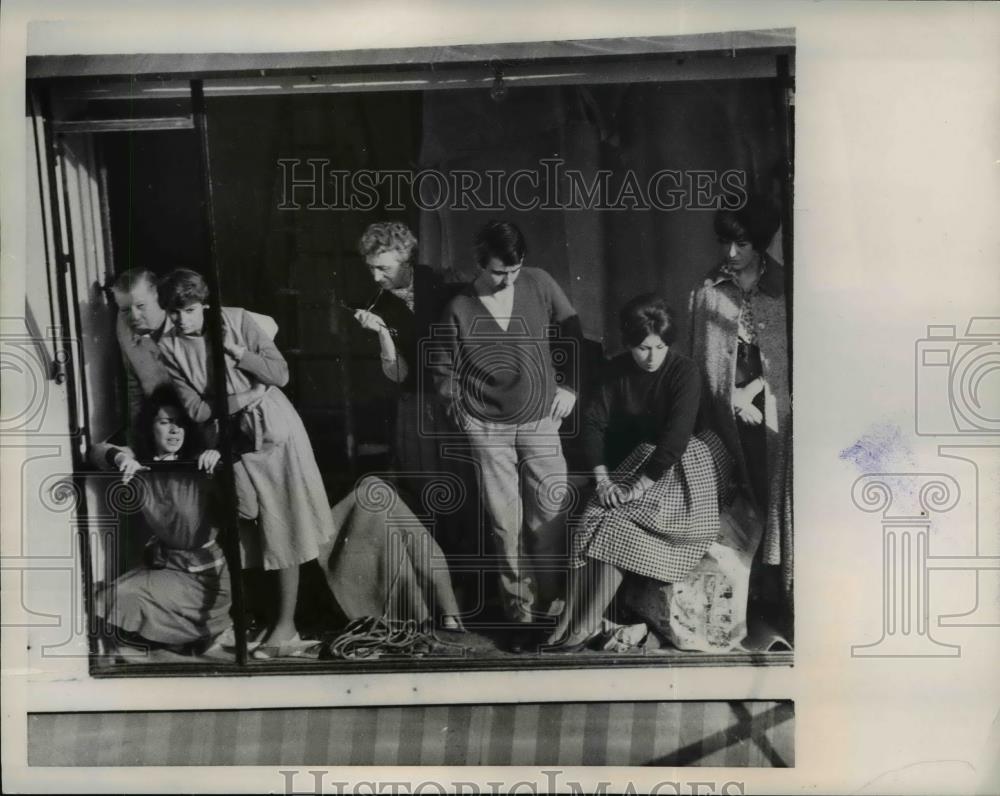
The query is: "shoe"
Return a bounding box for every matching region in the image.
[208,626,235,651]
[440,615,466,633]
[544,598,566,618]
[210,626,266,653]
[251,633,321,660]
[506,623,549,654]
[542,629,600,654]
[246,627,267,652]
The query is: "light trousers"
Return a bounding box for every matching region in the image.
[463,414,568,622]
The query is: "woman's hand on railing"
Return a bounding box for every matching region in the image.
[197,449,221,475]
[113,450,149,485]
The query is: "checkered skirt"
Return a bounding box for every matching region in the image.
[570,430,734,583]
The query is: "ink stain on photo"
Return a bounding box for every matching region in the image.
[839,421,915,473]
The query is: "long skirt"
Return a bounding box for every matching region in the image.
[234,387,337,570]
[98,544,232,646]
[570,430,734,583]
[317,476,461,624]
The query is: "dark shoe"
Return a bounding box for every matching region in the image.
[506,624,548,653]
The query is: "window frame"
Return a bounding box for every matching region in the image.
[27,29,795,685]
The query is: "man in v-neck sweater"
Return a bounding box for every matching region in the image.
[433,221,582,630]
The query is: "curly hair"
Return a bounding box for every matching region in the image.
[157,269,210,311]
[133,386,202,461]
[358,222,418,263]
[619,293,677,349]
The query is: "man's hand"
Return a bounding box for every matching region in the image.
[113,451,148,485]
[733,377,764,425]
[197,449,222,474]
[550,385,577,422]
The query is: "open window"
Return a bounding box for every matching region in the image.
[27,29,795,676]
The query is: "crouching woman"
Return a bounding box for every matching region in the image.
[93,386,232,653]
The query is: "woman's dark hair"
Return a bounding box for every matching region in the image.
[473,220,527,268]
[157,268,210,311]
[713,194,781,253]
[134,386,201,461]
[619,293,676,348]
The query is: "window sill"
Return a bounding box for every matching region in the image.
[88,647,793,678]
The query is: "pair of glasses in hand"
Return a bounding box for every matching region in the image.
[338,292,400,338]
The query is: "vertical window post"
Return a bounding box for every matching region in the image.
[191,79,249,666]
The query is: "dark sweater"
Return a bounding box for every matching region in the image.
[368,265,458,394]
[432,267,581,423]
[582,349,701,481]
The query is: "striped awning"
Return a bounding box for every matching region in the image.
[29,700,793,767]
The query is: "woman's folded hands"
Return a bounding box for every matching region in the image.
[596,473,653,509]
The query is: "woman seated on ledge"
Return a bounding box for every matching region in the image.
[546,294,733,651]
[92,386,232,655]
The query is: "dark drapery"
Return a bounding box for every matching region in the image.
[417,78,786,353]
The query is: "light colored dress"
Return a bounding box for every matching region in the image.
[159,306,336,570]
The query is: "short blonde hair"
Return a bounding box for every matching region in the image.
[358,222,418,263]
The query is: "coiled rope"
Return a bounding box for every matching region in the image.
[326,616,435,659]
[323,543,466,660]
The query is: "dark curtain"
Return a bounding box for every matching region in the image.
[417,78,785,354]
[205,92,425,488]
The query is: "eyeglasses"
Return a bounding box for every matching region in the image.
[338,288,400,338]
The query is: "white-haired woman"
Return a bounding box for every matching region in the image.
[351,222,457,494]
